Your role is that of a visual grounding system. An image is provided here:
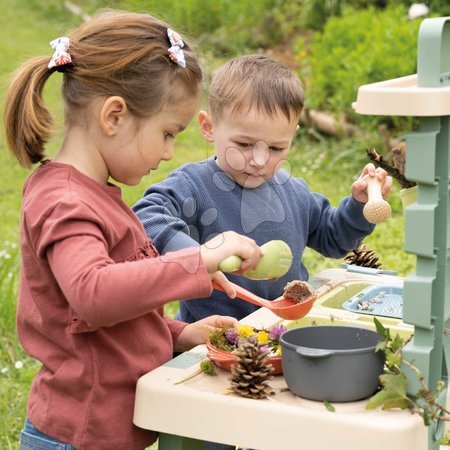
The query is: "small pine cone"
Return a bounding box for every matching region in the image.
[229,335,274,399]
[345,244,382,269]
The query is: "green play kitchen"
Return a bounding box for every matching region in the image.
[133,17,450,450]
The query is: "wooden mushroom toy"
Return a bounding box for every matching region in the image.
[363,174,391,224]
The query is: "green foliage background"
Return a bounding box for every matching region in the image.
[300,5,421,126]
[0,0,433,447]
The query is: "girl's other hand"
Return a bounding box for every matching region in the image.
[351,163,392,203]
[174,315,237,352]
[211,271,236,298]
[200,231,262,275]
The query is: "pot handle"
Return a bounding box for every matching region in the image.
[295,347,334,358]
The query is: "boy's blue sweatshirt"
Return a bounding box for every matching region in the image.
[133,156,374,322]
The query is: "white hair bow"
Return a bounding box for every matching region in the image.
[167,28,186,68]
[48,37,72,69]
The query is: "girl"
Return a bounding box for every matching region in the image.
[4,10,262,450]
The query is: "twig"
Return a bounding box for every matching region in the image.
[403,359,450,420]
[63,1,91,22]
[300,108,364,138]
[366,148,416,189]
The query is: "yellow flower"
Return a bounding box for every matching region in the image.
[257,330,269,345]
[275,345,282,355]
[236,324,255,338]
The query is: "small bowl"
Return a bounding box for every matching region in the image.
[206,340,282,375]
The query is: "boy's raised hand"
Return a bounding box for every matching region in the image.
[351,163,392,204]
[200,231,263,276]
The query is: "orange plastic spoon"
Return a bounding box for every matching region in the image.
[212,280,316,320]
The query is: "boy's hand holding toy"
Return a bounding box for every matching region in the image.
[352,163,392,224]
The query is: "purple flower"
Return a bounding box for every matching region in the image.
[225,327,239,346]
[260,345,270,354]
[269,324,287,341]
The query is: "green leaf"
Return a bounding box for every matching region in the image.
[440,430,450,445]
[436,380,445,394]
[390,334,405,353]
[375,340,387,353]
[386,351,402,368]
[422,408,431,426]
[323,400,335,412]
[374,317,389,341]
[366,373,410,410]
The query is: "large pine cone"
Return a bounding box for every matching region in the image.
[229,335,274,399]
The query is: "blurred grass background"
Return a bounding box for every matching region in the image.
[2,0,444,447]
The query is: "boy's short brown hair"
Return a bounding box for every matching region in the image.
[208,54,304,122]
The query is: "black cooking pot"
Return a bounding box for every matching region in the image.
[281,325,384,402]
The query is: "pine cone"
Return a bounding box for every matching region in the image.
[345,244,382,269]
[392,146,406,176]
[229,335,274,399]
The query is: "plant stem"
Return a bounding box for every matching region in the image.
[174,368,203,385]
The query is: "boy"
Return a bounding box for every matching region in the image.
[133,54,391,324]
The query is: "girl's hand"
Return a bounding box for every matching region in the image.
[211,271,236,298]
[351,163,393,203]
[174,315,237,352]
[200,231,263,275]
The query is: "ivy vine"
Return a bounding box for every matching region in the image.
[367,318,450,429]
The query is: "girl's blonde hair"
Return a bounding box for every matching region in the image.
[4,9,202,168]
[208,54,304,122]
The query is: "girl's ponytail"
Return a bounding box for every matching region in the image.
[4,56,54,168]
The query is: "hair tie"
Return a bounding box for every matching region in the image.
[167,28,186,68]
[48,37,72,70]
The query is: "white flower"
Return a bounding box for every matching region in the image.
[15,361,24,369]
[1,367,9,374]
[408,3,429,20]
[0,249,11,259]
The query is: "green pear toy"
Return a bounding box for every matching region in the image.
[219,240,292,280]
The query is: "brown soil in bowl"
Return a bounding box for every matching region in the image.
[283,280,314,303]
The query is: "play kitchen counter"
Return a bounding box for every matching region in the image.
[133,268,447,450]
